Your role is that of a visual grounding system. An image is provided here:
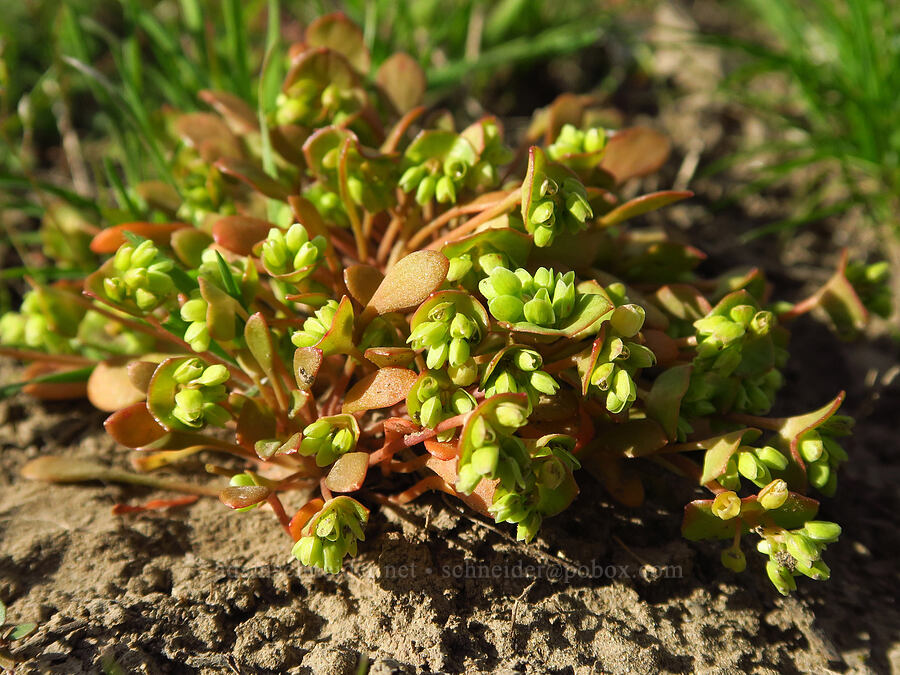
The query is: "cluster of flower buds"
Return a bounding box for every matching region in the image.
[717,444,790,491]
[260,224,326,279]
[170,359,231,428]
[407,300,482,381]
[446,248,510,290]
[104,240,177,312]
[757,521,841,594]
[399,135,477,206]
[292,497,369,574]
[179,293,212,353]
[291,300,339,348]
[173,150,231,226]
[304,184,348,228]
[547,123,607,161]
[489,437,580,542]
[483,348,559,410]
[524,173,592,247]
[299,418,358,467]
[587,304,655,414]
[275,76,364,129]
[456,400,530,495]
[797,427,848,496]
[683,303,787,416]
[407,372,475,441]
[0,290,80,354]
[479,265,576,327]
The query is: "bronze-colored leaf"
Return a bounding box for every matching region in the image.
[305,13,371,74]
[325,452,369,492]
[342,367,418,414]
[363,347,416,368]
[215,158,291,200]
[294,347,323,391]
[365,251,449,317]
[212,215,274,256]
[220,485,271,509]
[600,127,671,185]
[344,264,384,306]
[88,359,146,412]
[175,112,243,161]
[104,402,168,449]
[199,89,260,134]
[90,223,188,254]
[376,53,426,113]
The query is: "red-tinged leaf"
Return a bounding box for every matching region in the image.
[215,158,291,200]
[20,362,88,400]
[235,397,276,451]
[199,89,259,133]
[271,124,311,166]
[364,347,416,368]
[593,418,669,458]
[306,12,371,74]
[294,347,323,391]
[244,312,276,375]
[289,498,326,540]
[212,215,275,255]
[325,451,369,492]
[365,251,449,317]
[598,190,693,227]
[283,47,359,93]
[21,456,109,483]
[424,439,458,461]
[90,223,188,254]
[104,402,168,449]
[818,252,869,339]
[171,228,213,267]
[342,367,418,414]
[112,495,198,515]
[344,264,383,306]
[646,364,693,440]
[199,277,241,342]
[654,284,712,322]
[127,360,160,394]
[600,127,671,184]
[579,447,644,508]
[315,296,358,357]
[699,428,761,485]
[642,329,680,366]
[175,112,242,160]
[376,52,426,113]
[288,195,328,238]
[135,181,181,215]
[682,493,819,541]
[87,359,146,412]
[425,455,495,517]
[220,485,271,509]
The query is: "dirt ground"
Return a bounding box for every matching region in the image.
[2,2,900,673]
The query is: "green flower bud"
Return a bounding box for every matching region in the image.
[729,305,755,326]
[494,403,528,429]
[450,390,475,414]
[785,532,820,568]
[332,428,355,454]
[766,560,797,595]
[755,445,789,471]
[304,419,333,439]
[399,165,427,193]
[531,200,555,224]
[758,479,789,510]
[488,295,525,323]
[198,364,229,387]
[750,311,775,336]
[737,451,771,486]
[447,254,473,282]
[420,396,444,428]
[802,520,841,543]
[530,370,559,396]
[712,491,741,520]
[565,191,592,223]
[551,277,576,319]
[448,337,470,368]
[591,362,616,390]
[610,304,645,338]
[492,371,518,395]
[489,267,522,297]
[533,267,553,291]
[417,376,440,402]
[173,358,205,384]
[523,289,555,326]
[799,432,824,463]
[131,240,158,268]
[181,298,207,323]
[794,559,831,581]
[426,342,449,369]
[584,127,606,152]
[175,387,204,414]
[721,545,747,573]
[448,361,478,386]
[456,463,482,494]
[613,368,636,405]
[512,349,541,372]
[533,225,554,247]
[415,174,437,205]
[471,444,500,476]
[807,461,831,489]
[435,175,456,204]
[477,253,507,275]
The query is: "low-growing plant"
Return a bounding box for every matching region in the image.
[0,14,887,593]
[0,599,37,670]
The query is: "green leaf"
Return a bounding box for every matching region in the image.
[10,622,36,640]
[646,364,693,441]
[598,190,693,228]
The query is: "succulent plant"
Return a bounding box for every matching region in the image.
[3,14,886,592]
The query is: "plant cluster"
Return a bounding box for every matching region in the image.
[1,14,887,594]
